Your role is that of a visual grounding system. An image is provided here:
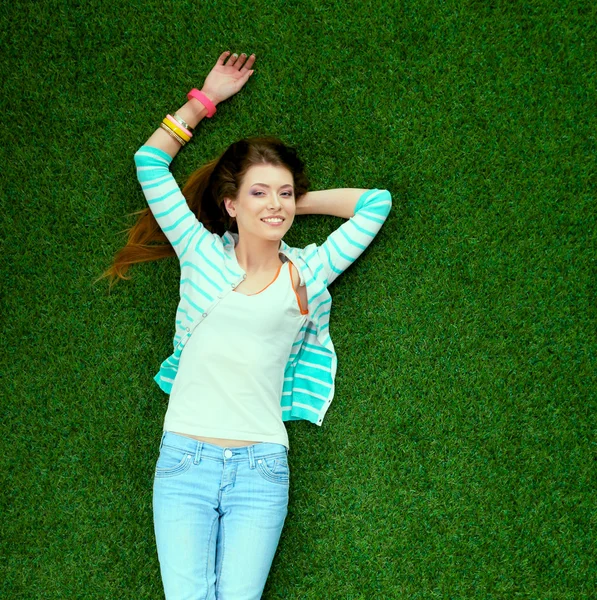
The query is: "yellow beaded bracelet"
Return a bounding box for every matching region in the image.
[159,122,186,146]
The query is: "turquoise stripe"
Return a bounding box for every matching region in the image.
[134,154,169,168]
[181,293,204,313]
[183,261,222,292]
[137,145,174,163]
[181,278,214,303]
[176,307,191,318]
[303,342,330,352]
[362,202,392,216]
[197,232,228,277]
[291,391,325,412]
[339,226,367,250]
[142,174,172,190]
[308,285,327,303]
[329,237,354,263]
[301,344,332,367]
[181,262,224,292]
[351,219,376,237]
[137,167,170,182]
[312,297,331,316]
[155,199,186,218]
[311,263,324,279]
[354,189,374,212]
[211,239,226,260]
[147,187,178,205]
[299,364,332,383]
[324,244,343,274]
[172,224,195,247]
[224,263,239,278]
[359,211,386,225]
[180,226,202,259]
[163,211,192,233]
[305,248,318,262]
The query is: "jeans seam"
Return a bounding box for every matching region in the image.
[215,513,225,596]
[206,515,218,598]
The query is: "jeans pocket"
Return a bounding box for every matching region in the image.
[155,444,193,479]
[256,455,290,485]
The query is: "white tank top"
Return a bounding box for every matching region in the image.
[164,259,309,449]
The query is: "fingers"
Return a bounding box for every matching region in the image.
[239,53,256,74]
[224,51,256,71]
[216,50,231,65]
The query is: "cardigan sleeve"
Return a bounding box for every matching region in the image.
[316,188,392,286]
[133,144,214,261]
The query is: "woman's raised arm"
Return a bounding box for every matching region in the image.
[295,188,370,219]
[142,51,256,159]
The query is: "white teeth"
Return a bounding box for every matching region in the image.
[262,218,283,223]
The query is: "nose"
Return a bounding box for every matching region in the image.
[268,194,282,209]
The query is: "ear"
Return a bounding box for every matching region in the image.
[223,197,236,218]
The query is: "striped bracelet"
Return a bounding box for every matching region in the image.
[172,112,194,133]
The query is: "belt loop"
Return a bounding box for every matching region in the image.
[194,441,203,465]
[248,445,255,469]
[159,431,167,450]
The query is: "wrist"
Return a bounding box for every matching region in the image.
[200,89,220,106]
[187,88,218,118]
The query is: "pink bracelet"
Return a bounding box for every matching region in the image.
[187,88,217,118]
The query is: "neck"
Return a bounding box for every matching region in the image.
[234,234,282,273]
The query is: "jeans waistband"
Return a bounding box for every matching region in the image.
[160,431,288,463]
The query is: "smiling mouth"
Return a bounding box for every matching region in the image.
[261,218,285,223]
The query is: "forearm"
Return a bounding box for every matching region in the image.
[142,93,218,160]
[295,188,369,219]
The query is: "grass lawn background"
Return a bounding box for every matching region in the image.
[1,0,595,597]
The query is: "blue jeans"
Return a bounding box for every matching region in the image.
[153,431,290,600]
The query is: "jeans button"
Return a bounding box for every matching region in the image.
[224,449,233,459]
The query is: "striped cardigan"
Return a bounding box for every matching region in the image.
[134,145,392,426]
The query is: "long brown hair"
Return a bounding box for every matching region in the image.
[97,136,309,287]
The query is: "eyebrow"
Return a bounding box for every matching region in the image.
[251,183,294,189]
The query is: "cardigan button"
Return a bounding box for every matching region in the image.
[202,312,207,318]
[186,327,190,332]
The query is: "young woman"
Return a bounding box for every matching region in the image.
[103,51,391,599]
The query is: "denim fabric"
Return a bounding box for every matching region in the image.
[153,431,290,600]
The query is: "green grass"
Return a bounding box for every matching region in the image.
[1,0,595,597]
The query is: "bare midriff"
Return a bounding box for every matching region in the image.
[172,432,259,447]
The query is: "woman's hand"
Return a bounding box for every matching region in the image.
[201,51,256,105]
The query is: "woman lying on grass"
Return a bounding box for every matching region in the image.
[102,51,391,599]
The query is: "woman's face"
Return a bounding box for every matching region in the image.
[224,164,296,242]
